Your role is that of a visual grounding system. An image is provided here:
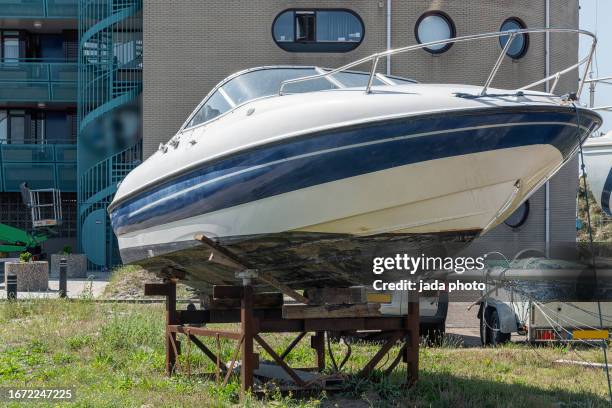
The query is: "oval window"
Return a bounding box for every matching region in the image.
[273,9,364,53]
[504,201,530,229]
[415,11,456,54]
[499,18,528,59]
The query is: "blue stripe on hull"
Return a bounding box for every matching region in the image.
[110,107,600,235]
[602,167,612,216]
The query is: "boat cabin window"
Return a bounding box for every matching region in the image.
[184,67,416,129]
[187,91,232,126]
[221,68,335,106]
[327,71,386,88]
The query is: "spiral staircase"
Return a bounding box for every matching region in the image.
[78,0,142,268]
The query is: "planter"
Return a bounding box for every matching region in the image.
[4,261,49,291]
[50,254,87,278]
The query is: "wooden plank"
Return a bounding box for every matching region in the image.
[194,234,249,270]
[257,272,310,304]
[178,309,210,325]
[253,362,318,383]
[304,287,367,305]
[209,292,283,310]
[144,282,169,297]
[213,285,243,299]
[554,359,610,369]
[282,303,381,319]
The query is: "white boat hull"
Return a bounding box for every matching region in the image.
[117,144,562,253]
[108,83,601,289]
[582,133,612,216]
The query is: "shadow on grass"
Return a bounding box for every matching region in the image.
[183,366,610,407]
[330,370,610,408]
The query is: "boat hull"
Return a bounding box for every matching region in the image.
[583,134,612,216]
[125,231,479,292]
[109,105,601,290]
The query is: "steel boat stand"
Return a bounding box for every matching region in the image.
[144,237,420,400]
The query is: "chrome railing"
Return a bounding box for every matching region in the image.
[584,76,612,111]
[279,28,597,100]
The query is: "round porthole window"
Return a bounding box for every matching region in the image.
[499,18,528,59]
[415,11,456,54]
[504,200,530,229]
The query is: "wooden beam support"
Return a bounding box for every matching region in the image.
[311,332,325,372]
[405,297,420,385]
[164,280,177,376]
[144,282,170,297]
[283,303,381,319]
[213,285,243,298]
[209,292,283,310]
[304,287,367,305]
[256,272,310,304]
[240,285,255,396]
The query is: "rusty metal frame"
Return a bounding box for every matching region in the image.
[146,280,420,400]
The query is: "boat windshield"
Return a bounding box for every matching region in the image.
[184,67,415,129]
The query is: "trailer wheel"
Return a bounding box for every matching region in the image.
[480,307,511,346]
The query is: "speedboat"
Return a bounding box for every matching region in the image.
[582,131,612,216]
[108,36,602,291]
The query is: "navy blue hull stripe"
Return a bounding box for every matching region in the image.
[110,108,600,235]
[602,167,612,216]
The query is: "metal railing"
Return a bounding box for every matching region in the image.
[0,143,77,192]
[0,60,77,80]
[0,143,76,163]
[279,28,596,100]
[0,0,77,18]
[0,59,77,102]
[584,76,612,112]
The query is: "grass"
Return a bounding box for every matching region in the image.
[0,299,610,407]
[101,265,192,300]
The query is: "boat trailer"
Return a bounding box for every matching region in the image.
[144,237,419,400]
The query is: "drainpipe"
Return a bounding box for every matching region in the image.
[545,0,551,258]
[386,0,391,75]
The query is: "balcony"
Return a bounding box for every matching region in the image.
[0,143,77,192]
[0,60,77,103]
[0,0,77,18]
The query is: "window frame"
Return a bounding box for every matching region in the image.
[499,17,529,60]
[295,11,316,43]
[414,10,456,55]
[272,8,365,53]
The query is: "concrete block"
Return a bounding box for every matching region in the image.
[5,261,49,292]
